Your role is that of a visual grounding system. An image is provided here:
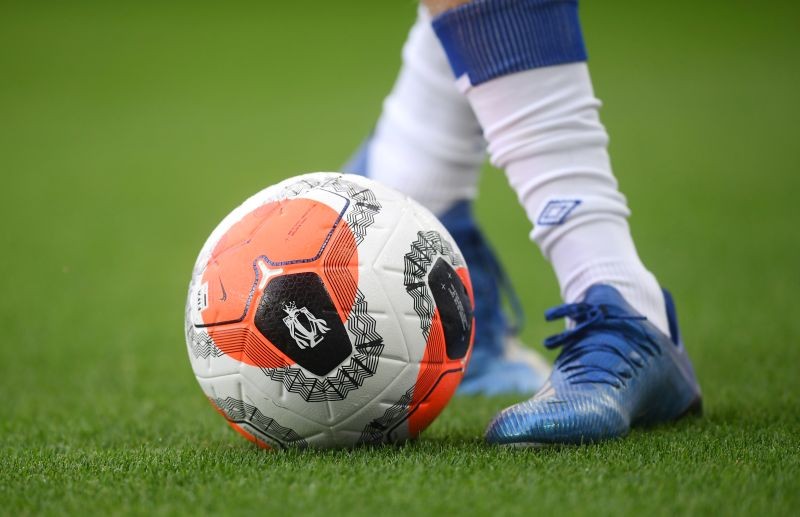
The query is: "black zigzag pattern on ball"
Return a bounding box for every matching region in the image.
[212,396,308,449]
[323,178,381,246]
[404,231,464,341]
[186,317,223,358]
[358,232,465,445]
[280,178,319,198]
[358,386,414,445]
[262,176,385,402]
[279,175,381,246]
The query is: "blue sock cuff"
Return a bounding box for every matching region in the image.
[431,0,587,87]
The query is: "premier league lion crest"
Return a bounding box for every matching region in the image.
[281,302,330,349]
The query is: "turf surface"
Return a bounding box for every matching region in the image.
[1,1,798,515]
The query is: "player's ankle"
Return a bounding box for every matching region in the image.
[564,263,669,336]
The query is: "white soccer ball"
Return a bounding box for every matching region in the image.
[185,173,474,449]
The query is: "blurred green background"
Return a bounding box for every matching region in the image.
[1,0,798,515]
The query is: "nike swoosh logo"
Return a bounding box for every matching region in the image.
[219,278,227,301]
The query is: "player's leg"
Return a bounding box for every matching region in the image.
[423,0,702,444]
[344,7,550,395]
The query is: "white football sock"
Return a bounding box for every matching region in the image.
[464,63,669,334]
[367,8,485,216]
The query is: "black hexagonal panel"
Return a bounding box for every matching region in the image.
[428,258,473,360]
[254,272,352,376]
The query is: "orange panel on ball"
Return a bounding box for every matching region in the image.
[200,197,359,368]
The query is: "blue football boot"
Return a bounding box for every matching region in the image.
[485,284,702,445]
[344,140,550,396]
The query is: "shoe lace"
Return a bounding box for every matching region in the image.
[543,302,662,388]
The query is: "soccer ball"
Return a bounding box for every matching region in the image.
[185,173,474,449]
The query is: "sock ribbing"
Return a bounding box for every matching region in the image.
[431,0,586,88]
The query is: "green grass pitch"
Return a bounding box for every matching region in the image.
[1,1,798,515]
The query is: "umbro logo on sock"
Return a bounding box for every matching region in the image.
[537,199,582,225]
